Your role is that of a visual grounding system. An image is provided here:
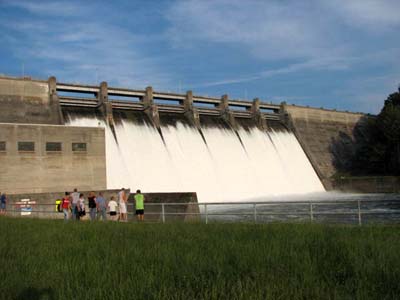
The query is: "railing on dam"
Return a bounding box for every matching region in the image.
[56,80,282,121]
[5,199,400,225]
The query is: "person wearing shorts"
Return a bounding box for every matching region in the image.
[134,189,144,221]
[108,196,118,221]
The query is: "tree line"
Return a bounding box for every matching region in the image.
[345,87,400,176]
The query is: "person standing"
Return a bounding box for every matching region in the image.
[118,188,128,222]
[134,189,145,221]
[71,188,80,220]
[88,192,97,221]
[108,196,118,221]
[78,193,86,220]
[96,192,107,221]
[61,192,71,221]
[0,192,7,215]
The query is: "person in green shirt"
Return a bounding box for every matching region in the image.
[134,189,145,221]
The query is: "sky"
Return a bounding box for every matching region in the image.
[0,0,399,114]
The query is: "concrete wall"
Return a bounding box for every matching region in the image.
[0,123,106,194]
[0,76,62,124]
[333,177,400,193]
[282,104,365,189]
[5,189,199,222]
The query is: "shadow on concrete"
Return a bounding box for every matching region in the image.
[330,115,374,175]
[14,287,55,300]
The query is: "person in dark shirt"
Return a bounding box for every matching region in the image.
[88,192,97,221]
[0,192,7,215]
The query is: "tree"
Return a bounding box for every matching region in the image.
[377,91,400,173]
[351,89,400,175]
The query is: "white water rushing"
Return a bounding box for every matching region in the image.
[67,116,324,202]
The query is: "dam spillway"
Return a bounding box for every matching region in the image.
[2,75,367,196]
[65,112,324,203]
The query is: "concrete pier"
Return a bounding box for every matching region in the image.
[184,90,201,130]
[48,76,64,124]
[98,81,115,126]
[218,94,238,130]
[142,86,161,129]
[250,98,267,130]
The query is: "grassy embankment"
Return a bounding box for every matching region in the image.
[0,218,399,299]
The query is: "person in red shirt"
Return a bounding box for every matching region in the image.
[61,192,71,221]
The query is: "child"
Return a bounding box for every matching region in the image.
[108,196,118,221]
[61,192,71,221]
[78,193,86,220]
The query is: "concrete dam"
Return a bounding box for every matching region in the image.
[0,75,365,200]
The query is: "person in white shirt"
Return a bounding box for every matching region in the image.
[118,188,128,222]
[108,196,118,221]
[78,193,86,220]
[71,188,80,220]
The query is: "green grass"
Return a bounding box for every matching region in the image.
[0,218,399,300]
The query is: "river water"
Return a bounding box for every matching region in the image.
[204,192,400,225]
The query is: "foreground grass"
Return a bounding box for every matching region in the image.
[0,218,399,300]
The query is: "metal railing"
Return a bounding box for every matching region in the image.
[4,199,400,225]
[195,199,400,225]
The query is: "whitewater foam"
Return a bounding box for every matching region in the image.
[66,115,325,202]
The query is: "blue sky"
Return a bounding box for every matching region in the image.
[1,0,399,113]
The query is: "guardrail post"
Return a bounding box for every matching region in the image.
[253,203,257,223]
[205,204,208,224]
[357,200,362,226]
[161,203,165,223]
[310,202,313,222]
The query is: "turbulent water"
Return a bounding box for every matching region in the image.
[66,114,324,203]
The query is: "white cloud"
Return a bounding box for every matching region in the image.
[323,0,400,29]
[0,1,172,89]
[165,0,400,63]
[190,55,355,88]
[3,0,86,16]
[165,0,346,61]
[165,0,400,94]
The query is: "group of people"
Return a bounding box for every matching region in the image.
[59,188,145,222]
